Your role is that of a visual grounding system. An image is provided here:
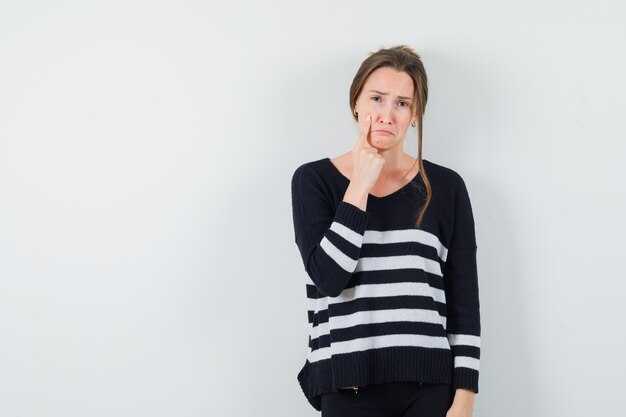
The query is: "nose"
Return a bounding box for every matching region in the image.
[377,104,392,125]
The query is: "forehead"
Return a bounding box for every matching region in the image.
[363,67,414,97]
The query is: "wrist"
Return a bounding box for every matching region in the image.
[452,388,475,406]
[343,182,369,211]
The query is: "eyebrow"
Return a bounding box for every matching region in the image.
[368,90,413,101]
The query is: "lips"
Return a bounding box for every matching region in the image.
[373,130,393,135]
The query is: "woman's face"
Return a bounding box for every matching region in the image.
[354,67,416,151]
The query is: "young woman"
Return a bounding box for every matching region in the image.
[291,45,481,417]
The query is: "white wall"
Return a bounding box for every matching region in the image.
[1,1,625,416]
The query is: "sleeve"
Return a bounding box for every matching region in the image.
[291,164,370,297]
[442,173,481,393]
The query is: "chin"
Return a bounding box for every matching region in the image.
[371,139,396,149]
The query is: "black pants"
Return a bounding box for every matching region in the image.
[321,382,454,417]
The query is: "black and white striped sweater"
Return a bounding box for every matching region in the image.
[290,157,481,411]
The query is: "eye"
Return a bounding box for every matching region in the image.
[371,96,382,102]
[398,101,409,107]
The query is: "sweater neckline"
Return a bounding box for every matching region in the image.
[324,157,424,200]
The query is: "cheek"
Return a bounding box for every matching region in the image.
[397,113,412,125]
[359,101,377,112]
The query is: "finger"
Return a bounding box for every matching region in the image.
[356,114,373,148]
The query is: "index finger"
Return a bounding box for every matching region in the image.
[356,113,373,149]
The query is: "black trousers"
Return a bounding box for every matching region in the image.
[321,382,454,417]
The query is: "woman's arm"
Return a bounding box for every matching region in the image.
[291,164,371,297]
[443,173,481,395]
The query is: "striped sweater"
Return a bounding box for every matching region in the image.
[290,157,481,411]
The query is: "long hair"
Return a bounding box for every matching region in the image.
[348,44,431,228]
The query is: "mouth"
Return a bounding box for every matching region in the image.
[373,130,393,135]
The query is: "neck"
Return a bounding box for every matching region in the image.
[375,149,415,178]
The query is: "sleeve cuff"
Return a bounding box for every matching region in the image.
[334,201,369,234]
[452,367,479,393]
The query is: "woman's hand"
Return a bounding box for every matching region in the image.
[446,389,475,417]
[445,404,473,417]
[350,113,384,194]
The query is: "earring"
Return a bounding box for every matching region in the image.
[354,110,359,117]
[411,121,416,128]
